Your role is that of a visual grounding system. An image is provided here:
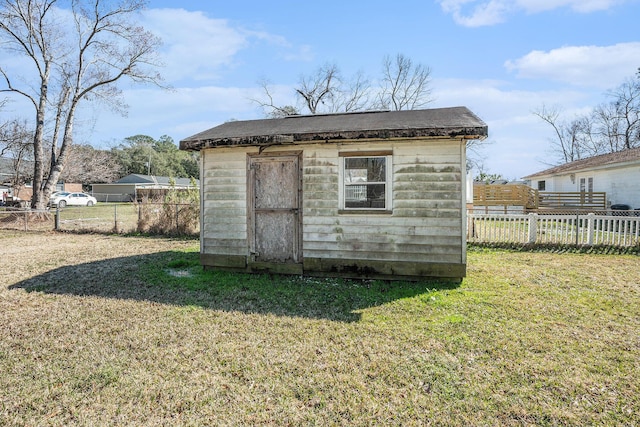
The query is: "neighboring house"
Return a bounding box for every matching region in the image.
[0,156,33,195]
[20,183,83,202]
[1,156,80,201]
[180,107,488,280]
[91,174,199,202]
[523,147,640,209]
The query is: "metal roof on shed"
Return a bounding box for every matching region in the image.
[179,107,487,151]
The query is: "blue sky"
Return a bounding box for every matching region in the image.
[4,0,640,179]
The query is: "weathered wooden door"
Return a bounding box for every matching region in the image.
[248,154,301,268]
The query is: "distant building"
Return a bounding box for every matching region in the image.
[91,174,199,202]
[523,147,640,209]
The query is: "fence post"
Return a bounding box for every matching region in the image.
[114,204,119,233]
[587,213,595,246]
[55,206,60,230]
[175,203,179,234]
[527,213,537,243]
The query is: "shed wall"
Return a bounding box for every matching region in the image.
[201,149,248,262]
[200,139,466,279]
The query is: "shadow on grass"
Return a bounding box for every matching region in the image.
[9,250,461,322]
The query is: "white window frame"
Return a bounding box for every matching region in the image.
[579,176,594,202]
[338,153,393,212]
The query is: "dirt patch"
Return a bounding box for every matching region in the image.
[167,268,194,278]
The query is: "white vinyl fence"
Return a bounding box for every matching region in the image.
[468,212,640,247]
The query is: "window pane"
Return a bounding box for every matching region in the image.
[345,157,386,183]
[343,156,388,210]
[345,184,386,208]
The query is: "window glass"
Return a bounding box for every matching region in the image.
[344,157,387,209]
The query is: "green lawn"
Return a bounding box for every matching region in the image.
[1,233,638,426]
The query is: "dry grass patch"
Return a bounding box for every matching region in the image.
[1,233,638,426]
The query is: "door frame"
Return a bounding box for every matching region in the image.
[247,151,303,272]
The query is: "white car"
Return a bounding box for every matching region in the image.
[49,192,97,208]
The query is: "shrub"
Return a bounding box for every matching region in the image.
[137,177,199,236]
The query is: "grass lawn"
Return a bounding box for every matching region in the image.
[56,203,140,233]
[1,232,638,426]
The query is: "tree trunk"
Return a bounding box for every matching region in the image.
[31,80,49,210]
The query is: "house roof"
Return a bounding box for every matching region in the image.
[113,174,197,187]
[179,107,488,151]
[523,147,640,179]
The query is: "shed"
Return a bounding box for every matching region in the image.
[180,107,488,280]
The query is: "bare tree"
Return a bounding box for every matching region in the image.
[599,78,640,151]
[253,53,433,117]
[254,67,373,118]
[591,102,623,153]
[0,118,33,193]
[534,105,592,164]
[536,75,640,164]
[252,79,300,118]
[334,70,372,113]
[296,63,341,114]
[0,0,163,209]
[59,144,122,185]
[377,53,433,111]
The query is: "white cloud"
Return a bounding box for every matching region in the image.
[141,8,312,84]
[141,9,249,83]
[438,0,627,27]
[438,0,512,26]
[88,81,299,145]
[518,0,623,13]
[505,42,640,89]
[432,78,588,118]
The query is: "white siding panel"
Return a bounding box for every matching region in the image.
[201,148,248,257]
[593,166,640,208]
[302,247,461,264]
[199,140,466,268]
[304,219,460,232]
[303,147,340,219]
[301,140,464,264]
[537,164,640,208]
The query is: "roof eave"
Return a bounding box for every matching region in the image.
[180,127,488,151]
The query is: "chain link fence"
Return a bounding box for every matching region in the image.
[0,202,199,236]
[0,209,54,232]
